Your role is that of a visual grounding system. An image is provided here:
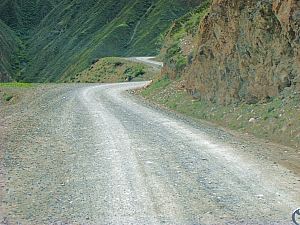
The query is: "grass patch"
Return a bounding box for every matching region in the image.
[141,75,171,98]
[0,82,34,104]
[63,57,157,83]
[3,93,14,101]
[0,82,33,88]
[160,0,211,78]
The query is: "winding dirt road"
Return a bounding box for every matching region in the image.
[126,57,163,69]
[1,82,299,224]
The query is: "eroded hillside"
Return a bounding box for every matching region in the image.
[144,0,300,148]
[162,0,300,105]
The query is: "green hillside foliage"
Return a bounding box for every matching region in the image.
[0,0,59,32]
[160,0,211,77]
[125,0,203,56]
[23,0,203,82]
[0,20,24,82]
[0,0,202,82]
[62,57,157,83]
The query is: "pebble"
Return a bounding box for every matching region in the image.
[249,118,256,123]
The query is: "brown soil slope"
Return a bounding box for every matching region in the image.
[185,0,300,105]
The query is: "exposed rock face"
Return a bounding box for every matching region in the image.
[185,0,300,104]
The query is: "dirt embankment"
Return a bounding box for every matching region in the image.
[183,0,300,105]
[154,0,300,149]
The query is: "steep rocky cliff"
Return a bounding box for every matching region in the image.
[163,0,300,105]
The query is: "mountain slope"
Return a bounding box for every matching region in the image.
[0,20,23,82]
[0,0,59,32]
[18,0,202,82]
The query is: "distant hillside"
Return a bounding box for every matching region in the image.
[0,0,202,82]
[0,0,59,32]
[0,20,23,82]
[23,0,202,82]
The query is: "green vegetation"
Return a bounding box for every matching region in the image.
[0,0,60,82]
[0,20,24,82]
[0,82,34,105]
[3,93,13,101]
[139,77,300,149]
[0,0,201,82]
[0,82,33,88]
[161,0,211,77]
[141,75,171,96]
[0,0,59,32]
[123,65,146,81]
[63,57,157,83]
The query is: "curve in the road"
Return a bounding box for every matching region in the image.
[1,82,299,225]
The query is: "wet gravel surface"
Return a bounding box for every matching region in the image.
[0,82,299,225]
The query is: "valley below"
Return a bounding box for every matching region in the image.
[0,82,299,224]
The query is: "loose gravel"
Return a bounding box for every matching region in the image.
[0,83,299,225]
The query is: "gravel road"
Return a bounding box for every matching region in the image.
[126,57,163,69]
[1,82,299,225]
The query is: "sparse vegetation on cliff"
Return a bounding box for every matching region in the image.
[161,0,300,105]
[140,0,300,149]
[160,0,211,79]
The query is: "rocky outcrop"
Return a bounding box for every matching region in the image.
[183,0,300,104]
